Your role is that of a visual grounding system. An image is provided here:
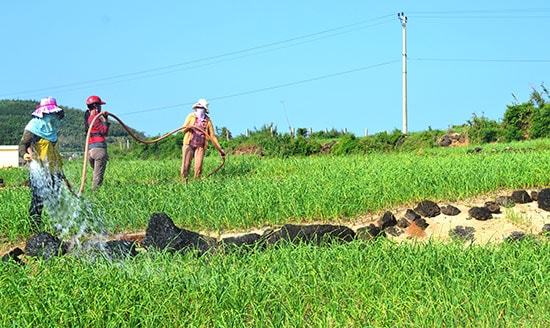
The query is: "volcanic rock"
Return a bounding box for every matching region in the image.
[414,200,441,218]
[439,135,452,147]
[396,217,410,229]
[219,233,264,251]
[378,211,397,230]
[404,209,421,221]
[538,188,550,212]
[413,217,429,230]
[441,205,461,216]
[496,196,515,208]
[484,201,501,214]
[385,226,403,237]
[142,212,216,255]
[468,207,493,221]
[2,247,24,265]
[25,232,67,260]
[511,190,532,204]
[504,231,528,242]
[356,224,384,241]
[80,240,139,260]
[266,224,355,245]
[449,226,475,242]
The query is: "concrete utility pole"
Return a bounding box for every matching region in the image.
[398,12,408,134]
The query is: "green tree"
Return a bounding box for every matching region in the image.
[502,103,532,141]
[466,113,502,144]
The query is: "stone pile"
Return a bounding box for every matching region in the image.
[3,188,550,265]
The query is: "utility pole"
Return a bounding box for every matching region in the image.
[398,12,408,134]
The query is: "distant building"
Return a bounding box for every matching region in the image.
[0,145,19,168]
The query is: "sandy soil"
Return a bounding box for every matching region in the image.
[356,192,550,245]
[2,189,549,256]
[211,189,550,246]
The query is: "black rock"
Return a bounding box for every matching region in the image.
[413,217,429,230]
[511,190,532,204]
[484,201,501,214]
[2,247,24,265]
[414,200,441,218]
[439,135,452,147]
[356,224,385,242]
[142,212,216,255]
[468,207,492,221]
[449,226,475,242]
[396,217,410,229]
[441,205,461,216]
[385,226,403,237]
[81,240,139,260]
[219,233,264,252]
[538,188,550,212]
[25,232,67,260]
[404,209,421,221]
[266,224,355,246]
[496,196,515,208]
[378,211,397,229]
[504,231,528,242]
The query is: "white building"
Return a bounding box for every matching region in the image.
[0,145,19,168]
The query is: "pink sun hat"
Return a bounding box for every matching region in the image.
[32,96,63,118]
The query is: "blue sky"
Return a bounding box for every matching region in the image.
[2,1,549,137]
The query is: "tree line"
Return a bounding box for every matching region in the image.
[1,86,548,160]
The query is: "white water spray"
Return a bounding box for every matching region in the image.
[29,161,108,249]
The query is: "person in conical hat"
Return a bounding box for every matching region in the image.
[181,98,225,180]
[18,96,66,231]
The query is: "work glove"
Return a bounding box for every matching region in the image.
[23,153,33,162]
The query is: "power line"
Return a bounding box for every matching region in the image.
[410,58,550,63]
[1,14,394,98]
[120,59,400,116]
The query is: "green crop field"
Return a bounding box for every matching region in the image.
[1,139,550,327]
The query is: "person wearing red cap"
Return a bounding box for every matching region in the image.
[84,95,110,190]
[181,98,225,181]
[18,96,66,231]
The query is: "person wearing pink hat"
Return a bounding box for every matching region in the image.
[84,95,110,190]
[18,96,66,231]
[181,98,225,181]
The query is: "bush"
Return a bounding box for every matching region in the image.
[288,136,321,156]
[466,113,503,144]
[331,133,364,155]
[502,103,532,141]
[530,104,550,139]
[399,129,444,151]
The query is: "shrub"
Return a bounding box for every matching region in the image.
[466,113,503,144]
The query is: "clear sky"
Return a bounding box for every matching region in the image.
[1,1,549,137]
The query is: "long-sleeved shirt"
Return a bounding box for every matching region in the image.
[19,130,63,173]
[87,110,110,149]
[182,113,222,150]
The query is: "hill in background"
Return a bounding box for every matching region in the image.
[0,99,146,154]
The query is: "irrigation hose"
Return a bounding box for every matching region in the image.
[77,112,225,196]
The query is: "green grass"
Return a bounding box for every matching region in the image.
[1,239,549,327]
[2,139,550,238]
[1,139,550,327]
